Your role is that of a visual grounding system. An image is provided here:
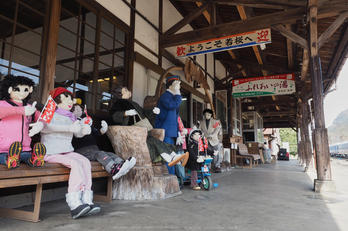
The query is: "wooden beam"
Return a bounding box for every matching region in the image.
[272,24,309,50]
[196,1,246,77]
[41,0,61,104]
[300,49,310,81]
[242,99,297,107]
[160,3,348,47]
[217,58,293,74]
[215,0,307,9]
[286,24,294,70]
[318,10,348,48]
[216,67,246,85]
[237,5,268,76]
[308,0,332,181]
[324,25,348,91]
[162,2,210,36]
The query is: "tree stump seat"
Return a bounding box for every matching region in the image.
[106,126,181,200]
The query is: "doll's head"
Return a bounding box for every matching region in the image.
[112,84,131,100]
[71,103,84,118]
[203,109,213,120]
[189,128,203,143]
[166,75,181,90]
[0,74,35,103]
[49,87,76,111]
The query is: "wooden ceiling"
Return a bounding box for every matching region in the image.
[163,0,348,129]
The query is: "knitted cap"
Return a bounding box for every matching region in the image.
[166,75,181,84]
[49,87,74,99]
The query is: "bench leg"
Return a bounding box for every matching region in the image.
[0,183,42,222]
[94,176,112,203]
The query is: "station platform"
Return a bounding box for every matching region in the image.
[1,159,347,231]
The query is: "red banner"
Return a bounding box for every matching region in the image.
[39,96,57,123]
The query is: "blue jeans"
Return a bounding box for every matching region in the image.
[0,151,31,166]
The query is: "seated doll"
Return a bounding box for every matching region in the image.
[187,129,216,190]
[109,84,188,167]
[0,74,46,169]
[71,103,136,180]
[29,87,100,219]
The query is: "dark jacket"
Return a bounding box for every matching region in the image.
[72,124,102,151]
[110,99,156,127]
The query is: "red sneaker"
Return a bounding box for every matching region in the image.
[7,142,22,169]
[30,142,46,167]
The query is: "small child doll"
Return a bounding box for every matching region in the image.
[71,103,136,180]
[187,128,215,190]
[0,74,46,169]
[30,87,100,219]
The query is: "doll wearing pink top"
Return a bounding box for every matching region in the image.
[0,74,46,169]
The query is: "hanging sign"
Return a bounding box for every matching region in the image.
[232,73,296,98]
[175,28,271,58]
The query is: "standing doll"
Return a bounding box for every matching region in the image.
[30,87,100,219]
[199,109,222,173]
[0,74,46,169]
[187,129,215,190]
[155,75,183,174]
[72,103,136,180]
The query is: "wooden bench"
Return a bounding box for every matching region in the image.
[0,161,112,222]
[236,143,261,169]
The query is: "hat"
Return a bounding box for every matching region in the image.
[203,109,213,115]
[166,75,181,84]
[49,87,74,100]
[189,128,203,142]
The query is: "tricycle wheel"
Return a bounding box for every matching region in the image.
[201,176,213,190]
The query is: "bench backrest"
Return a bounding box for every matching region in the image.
[238,143,249,155]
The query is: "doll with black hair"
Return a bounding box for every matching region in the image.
[187,128,215,190]
[0,74,46,169]
[71,103,136,180]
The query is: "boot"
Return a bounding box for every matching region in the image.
[82,190,101,215]
[29,142,46,167]
[6,141,22,169]
[161,152,188,167]
[66,191,90,219]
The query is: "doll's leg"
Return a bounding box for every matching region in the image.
[44,153,92,192]
[43,153,91,219]
[190,170,201,190]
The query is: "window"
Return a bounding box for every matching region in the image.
[216,90,227,134]
[242,111,263,142]
[0,0,48,102]
[233,98,242,136]
[192,96,205,127]
[56,0,128,113]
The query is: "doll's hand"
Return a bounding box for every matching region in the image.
[69,120,81,133]
[81,124,91,135]
[100,120,108,133]
[125,109,137,116]
[29,121,44,137]
[153,107,160,115]
[213,150,219,156]
[197,156,204,163]
[25,101,37,116]
[181,128,188,136]
[81,117,93,126]
[172,80,181,90]
[176,132,185,145]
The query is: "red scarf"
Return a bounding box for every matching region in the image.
[198,137,208,152]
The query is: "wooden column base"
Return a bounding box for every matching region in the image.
[112,166,181,200]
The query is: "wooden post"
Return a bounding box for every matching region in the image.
[308,0,332,182]
[40,0,61,103]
